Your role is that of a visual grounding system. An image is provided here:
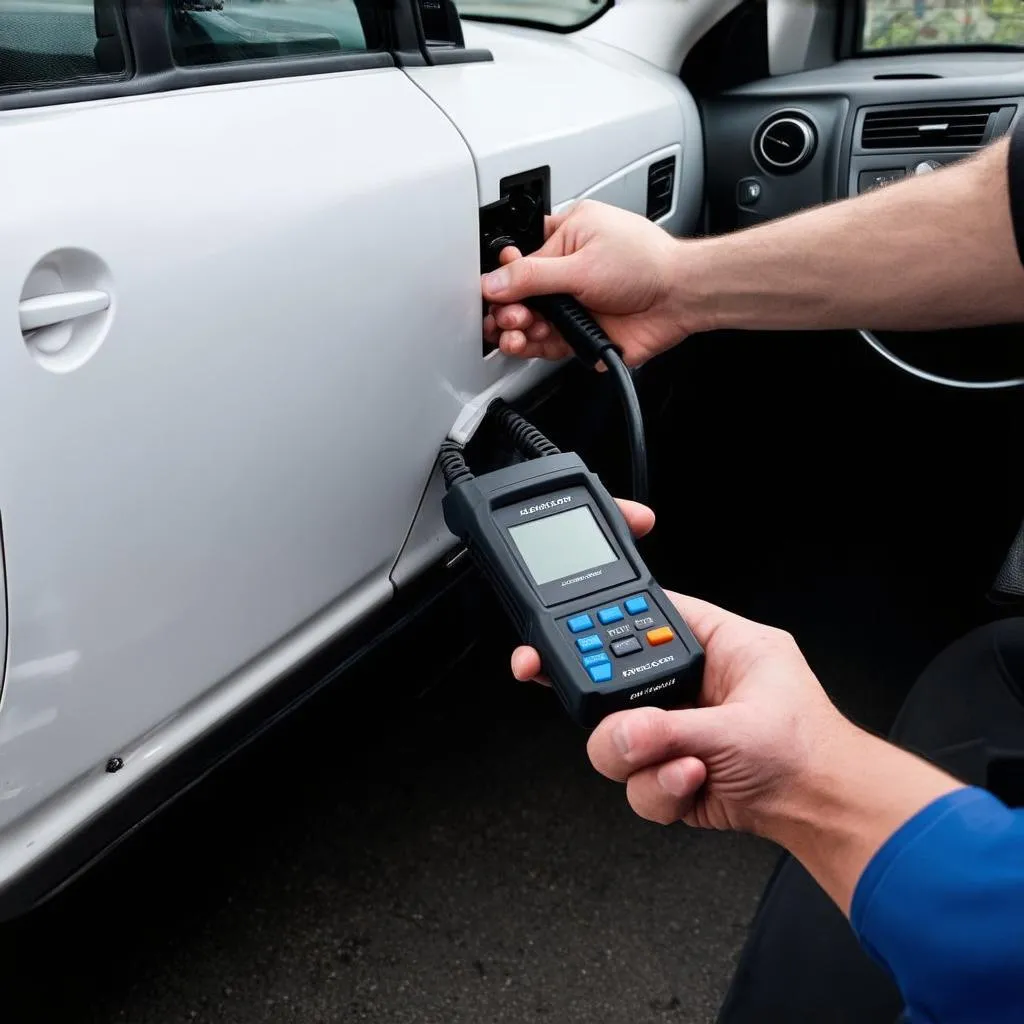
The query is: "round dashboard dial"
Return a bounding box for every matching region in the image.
[755,115,816,173]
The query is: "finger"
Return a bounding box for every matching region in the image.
[587,705,725,782]
[539,338,573,362]
[526,320,552,344]
[543,211,570,241]
[482,251,586,305]
[494,305,534,332]
[664,592,754,650]
[511,646,541,681]
[498,245,523,265]
[625,757,707,825]
[500,336,572,363]
[499,330,529,356]
[483,313,499,344]
[615,499,655,539]
[510,646,551,688]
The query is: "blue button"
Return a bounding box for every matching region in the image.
[567,613,594,634]
[588,662,614,684]
[582,652,610,669]
[576,634,603,653]
[624,595,649,615]
[597,606,624,625]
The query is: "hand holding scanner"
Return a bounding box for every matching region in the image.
[441,449,704,728]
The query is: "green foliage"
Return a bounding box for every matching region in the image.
[863,1,1024,49]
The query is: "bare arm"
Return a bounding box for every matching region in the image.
[760,725,962,914]
[483,136,1024,363]
[690,138,1024,334]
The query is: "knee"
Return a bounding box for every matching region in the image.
[890,618,1024,756]
[944,618,1024,702]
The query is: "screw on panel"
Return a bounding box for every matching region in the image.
[105,757,124,773]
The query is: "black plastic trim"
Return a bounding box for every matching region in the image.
[856,44,1024,59]
[1009,116,1024,267]
[393,49,430,67]
[390,0,492,66]
[837,0,859,61]
[428,46,494,64]
[0,0,395,111]
[0,51,395,111]
[128,0,174,74]
[461,0,613,36]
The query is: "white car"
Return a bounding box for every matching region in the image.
[0,0,1020,918]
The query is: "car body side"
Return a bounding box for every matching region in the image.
[0,9,702,916]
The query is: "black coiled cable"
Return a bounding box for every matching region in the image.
[440,405,561,492]
[487,398,561,459]
[439,441,473,488]
[525,294,648,506]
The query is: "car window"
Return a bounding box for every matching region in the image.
[170,0,375,66]
[0,0,127,91]
[862,1,1024,51]
[453,0,608,30]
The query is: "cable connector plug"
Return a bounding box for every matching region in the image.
[524,294,619,369]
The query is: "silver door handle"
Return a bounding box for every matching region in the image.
[19,290,110,333]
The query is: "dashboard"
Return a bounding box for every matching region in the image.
[702,52,1024,234]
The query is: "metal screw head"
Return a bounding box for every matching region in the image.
[105,757,124,773]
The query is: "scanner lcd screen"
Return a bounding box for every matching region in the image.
[508,506,617,586]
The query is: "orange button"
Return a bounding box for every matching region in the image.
[646,627,674,647]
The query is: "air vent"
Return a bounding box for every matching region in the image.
[873,73,942,80]
[646,157,676,221]
[755,114,816,173]
[861,105,1000,150]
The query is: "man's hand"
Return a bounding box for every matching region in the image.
[485,140,1024,344]
[582,595,847,835]
[511,500,964,914]
[481,201,700,368]
[513,586,848,838]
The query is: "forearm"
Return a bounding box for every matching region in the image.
[683,139,1024,334]
[763,722,964,916]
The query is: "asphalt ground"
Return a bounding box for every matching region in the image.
[0,627,777,1024]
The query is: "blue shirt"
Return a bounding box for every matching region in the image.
[852,788,1024,1023]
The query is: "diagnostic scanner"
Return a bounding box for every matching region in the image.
[442,450,704,728]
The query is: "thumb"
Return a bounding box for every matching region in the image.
[482,251,584,304]
[588,705,730,782]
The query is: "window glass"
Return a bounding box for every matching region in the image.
[170,0,374,66]
[862,1,1024,51]
[453,0,608,30]
[0,0,126,91]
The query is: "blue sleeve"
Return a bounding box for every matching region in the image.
[852,787,1024,1024]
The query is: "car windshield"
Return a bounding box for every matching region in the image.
[453,0,607,30]
[862,1,1024,50]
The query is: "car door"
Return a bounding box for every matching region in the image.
[0,0,480,866]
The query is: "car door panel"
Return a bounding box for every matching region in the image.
[0,3,709,910]
[407,23,696,214]
[0,69,479,850]
[391,21,703,588]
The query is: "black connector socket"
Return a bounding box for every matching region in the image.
[479,166,551,355]
[479,166,551,274]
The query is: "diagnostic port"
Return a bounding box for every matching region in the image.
[479,166,551,357]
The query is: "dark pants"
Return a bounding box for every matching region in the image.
[717,618,1024,1024]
